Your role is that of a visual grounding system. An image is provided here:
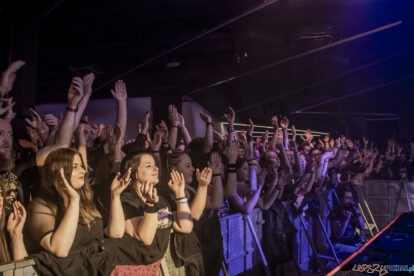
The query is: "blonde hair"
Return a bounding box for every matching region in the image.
[41,148,101,226]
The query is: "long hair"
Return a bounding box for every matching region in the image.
[120,152,153,194]
[0,180,11,263]
[41,148,101,226]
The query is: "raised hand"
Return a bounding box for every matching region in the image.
[291,125,297,141]
[226,140,239,164]
[0,97,13,116]
[209,152,222,174]
[42,114,59,129]
[67,77,84,108]
[301,129,313,143]
[110,80,127,102]
[168,105,180,126]
[18,139,38,152]
[196,167,212,187]
[280,116,289,129]
[0,60,26,96]
[223,106,235,127]
[4,97,16,122]
[363,137,369,145]
[82,73,95,97]
[177,113,185,128]
[111,168,131,197]
[6,201,26,236]
[59,168,80,201]
[271,116,279,130]
[247,118,254,137]
[199,111,212,124]
[168,170,186,198]
[25,108,47,133]
[139,180,159,204]
[150,127,162,152]
[158,120,169,143]
[140,112,150,135]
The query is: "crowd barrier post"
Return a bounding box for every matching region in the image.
[244,215,272,276]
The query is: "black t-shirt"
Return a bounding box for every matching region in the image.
[329,208,363,245]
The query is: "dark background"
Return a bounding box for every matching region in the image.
[1,0,413,148]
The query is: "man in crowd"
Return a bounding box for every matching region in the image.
[329,185,365,260]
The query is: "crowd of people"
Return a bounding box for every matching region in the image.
[0,60,413,275]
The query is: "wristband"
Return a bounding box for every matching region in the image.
[144,202,159,213]
[246,135,253,142]
[227,163,236,169]
[66,106,78,112]
[206,122,212,126]
[151,150,160,153]
[176,199,188,204]
[171,125,178,128]
[212,173,221,177]
[227,168,237,173]
[227,127,235,132]
[175,196,186,202]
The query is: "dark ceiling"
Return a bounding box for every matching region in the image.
[1,0,414,139]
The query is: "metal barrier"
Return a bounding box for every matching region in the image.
[0,259,37,276]
[357,180,414,229]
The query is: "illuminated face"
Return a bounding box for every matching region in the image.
[0,119,13,159]
[136,154,159,185]
[173,154,195,184]
[237,161,249,182]
[80,123,95,148]
[342,191,354,206]
[70,154,87,189]
[266,151,280,168]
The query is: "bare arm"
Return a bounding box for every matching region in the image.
[169,171,193,233]
[111,80,127,142]
[205,152,224,210]
[168,105,179,150]
[40,170,80,258]
[105,169,131,238]
[178,113,192,145]
[189,168,212,220]
[7,201,28,260]
[223,141,238,198]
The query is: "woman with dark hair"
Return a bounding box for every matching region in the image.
[120,152,203,275]
[26,147,131,275]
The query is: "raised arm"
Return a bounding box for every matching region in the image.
[189,167,212,220]
[269,116,279,152]
[177,113,192,145]
[36,77,85,166]
[200,111,213,153]
[110,80,127,141]
[39,169,80,257]
[224,106,235,146]
[168,105,180,150]
[105,168,131,238]
[206,152,224,210]
[124,181,159,245]
[223,141,238,198]
[169,170,193,233]
[6,201,28,260]
[0,60,25,97]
